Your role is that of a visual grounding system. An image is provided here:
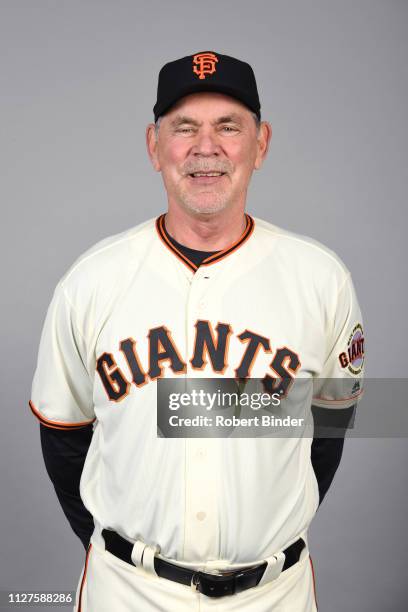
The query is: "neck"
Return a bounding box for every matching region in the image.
[164,207,247,251]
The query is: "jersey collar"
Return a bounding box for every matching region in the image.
[155,213,255,272]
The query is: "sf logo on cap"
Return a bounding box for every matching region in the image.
[193,52,218,80]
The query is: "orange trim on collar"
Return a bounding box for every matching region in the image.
[156,214,197,272]
[155,213,254,272]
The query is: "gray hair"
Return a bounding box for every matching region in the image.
[154,111,261,140]
[154,116,162,140]
[251,112,261,134]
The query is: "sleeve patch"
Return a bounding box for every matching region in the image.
[338,323,365,375]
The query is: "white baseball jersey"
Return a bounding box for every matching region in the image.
[30,213,365,567]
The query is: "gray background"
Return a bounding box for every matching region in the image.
[1,0,407,610]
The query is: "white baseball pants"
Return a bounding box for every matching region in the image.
[74,537,318,611]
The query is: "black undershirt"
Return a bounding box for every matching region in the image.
[39,235,348,551]
[162,223,219,267]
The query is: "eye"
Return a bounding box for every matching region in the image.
[221,126,238,132]
[176,127,194,133]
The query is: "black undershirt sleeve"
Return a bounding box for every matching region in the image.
[40,423,95,550]
[311,404,356,506]
[310,436,346,506]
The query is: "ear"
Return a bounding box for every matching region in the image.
[146,123,161,172]
[254,122,272,170]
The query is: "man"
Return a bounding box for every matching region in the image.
[30,51,365,611]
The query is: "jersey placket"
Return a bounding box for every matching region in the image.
[182,264,221,563]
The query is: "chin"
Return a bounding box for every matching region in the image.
[179,192,230,215]
[183,200,230,215]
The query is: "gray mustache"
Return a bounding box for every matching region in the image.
[185,169,229,174]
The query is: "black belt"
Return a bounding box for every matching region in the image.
[101,529,305,598]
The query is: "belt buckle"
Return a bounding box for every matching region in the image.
[191,570,237,598]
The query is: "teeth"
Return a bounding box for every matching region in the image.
[192,172,223,177]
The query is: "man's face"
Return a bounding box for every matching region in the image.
[147,92,271,216]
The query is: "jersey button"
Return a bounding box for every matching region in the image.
[196,448,206,459]
[196,511,207,521]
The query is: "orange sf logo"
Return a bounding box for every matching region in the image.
[192,52,218,80]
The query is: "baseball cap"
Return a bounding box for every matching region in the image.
[153,51,261,122]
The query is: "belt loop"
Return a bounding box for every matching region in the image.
[142,544,161,576]
[257,550,286,587]
[131,540,146,567]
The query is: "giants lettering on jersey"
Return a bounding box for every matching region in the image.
[96,320,300,402]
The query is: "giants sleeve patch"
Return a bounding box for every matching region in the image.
[338,323,365,375]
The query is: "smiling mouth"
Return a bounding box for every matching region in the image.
[189,171,226,177]
[187,172,227,184]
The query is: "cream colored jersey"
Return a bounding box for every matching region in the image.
[29,213,365,566]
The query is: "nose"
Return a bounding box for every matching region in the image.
[191,130,221,157]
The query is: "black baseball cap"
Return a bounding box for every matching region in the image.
[153,51,261,122]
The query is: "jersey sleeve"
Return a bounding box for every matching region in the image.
[29,283,96,430]
[312,272,365,409]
